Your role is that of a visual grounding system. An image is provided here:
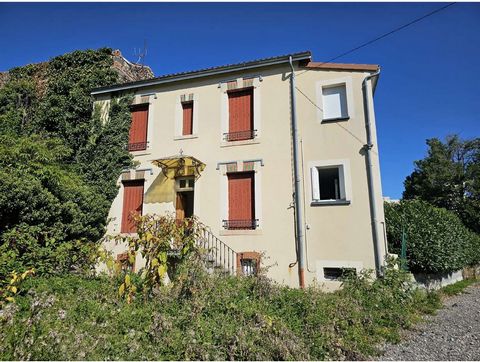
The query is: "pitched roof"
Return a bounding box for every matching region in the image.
[303,61,379,72]
[91,51,380,96]
[91,51,312,95]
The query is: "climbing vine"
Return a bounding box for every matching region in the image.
[0,48,133,280]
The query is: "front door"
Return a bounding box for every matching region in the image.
[176,191,194,221]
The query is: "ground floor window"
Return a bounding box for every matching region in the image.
[236,251,261,276]
[121,180,144,233]
[117,252,135,272]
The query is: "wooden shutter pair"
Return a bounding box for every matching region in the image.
[227,172,255,229]
[121,180,144,233]
[228,88,254,141]
[128,105,149,151]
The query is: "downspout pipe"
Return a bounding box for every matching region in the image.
[289,56,306,288]
[362,68,384,276]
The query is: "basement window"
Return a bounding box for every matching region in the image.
[237,252,260,276]
[323,267,356,281]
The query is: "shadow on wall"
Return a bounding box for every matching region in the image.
[144,172,175,204]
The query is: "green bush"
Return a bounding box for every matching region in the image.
[0,264,438,360]
[385,200,480,274]
[0,49,133,280]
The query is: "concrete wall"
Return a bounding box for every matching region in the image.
[95,61,387,289]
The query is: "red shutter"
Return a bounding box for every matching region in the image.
[182,101,193,135]
[228,172,255,228]
[228,88,253,141]
[129,105,149,151]
[121,180,144,233]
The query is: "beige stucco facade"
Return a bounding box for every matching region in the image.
[94,53,388,289]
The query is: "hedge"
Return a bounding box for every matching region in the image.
[385,200,480,274]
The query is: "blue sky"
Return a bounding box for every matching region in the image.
[1,2,478,198]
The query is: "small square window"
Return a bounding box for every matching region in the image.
[311,163,349,204]
[117,252,135,272]
[241,258,257,276]
[176,177,194,191]
[237,252,260,276]
[322,84,348,121]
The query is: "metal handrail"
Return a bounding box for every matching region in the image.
[223,129,257,142]
[196,228,237,275]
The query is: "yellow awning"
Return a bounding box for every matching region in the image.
[152,153,206,179]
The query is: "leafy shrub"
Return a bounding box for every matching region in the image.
[113,214,207,302]
[0,263,438,360]
[0,49,133,280]
[385,200,480,273]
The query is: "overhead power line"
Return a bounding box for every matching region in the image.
[301,2,456,71]
[293,3,456,149]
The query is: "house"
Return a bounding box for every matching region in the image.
[91,51,388,289]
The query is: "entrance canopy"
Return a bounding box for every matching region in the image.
[152,151,206,179]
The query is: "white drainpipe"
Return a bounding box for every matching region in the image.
[362,68,384,276]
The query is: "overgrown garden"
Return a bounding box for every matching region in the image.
[0,48,478,360]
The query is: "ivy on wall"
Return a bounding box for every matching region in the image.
[0,48,133,279]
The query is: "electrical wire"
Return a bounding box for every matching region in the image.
[297,2,456,77]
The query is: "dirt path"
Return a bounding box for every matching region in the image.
[378,283,480,361]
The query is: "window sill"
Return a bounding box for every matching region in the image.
[174,134,198,141]
[311,200,351,206]
[220,138,260,148]
[219,229,263,236]
[130,150,151,157]
[322,116,350,123]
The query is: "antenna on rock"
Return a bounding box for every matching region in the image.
[133,39,148,65]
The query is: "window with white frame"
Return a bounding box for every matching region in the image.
[322,84,348,121]
[311,164,349,203]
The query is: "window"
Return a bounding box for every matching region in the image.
[323,267,356,281]
[319,167,341,200]
[128,104,149,151]
[322,84,348,121]
[182,101,194,136]
[224,172,257,229]
[121,180,144,233]
[117,252,135,272]
[314,166,344,201]
[226,88,255,141]
[237,252,260,276]
[311,161,351,205]
[176,177,194,191]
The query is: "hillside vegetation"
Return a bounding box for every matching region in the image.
[0,263,440,361]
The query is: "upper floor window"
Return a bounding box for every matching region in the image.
[316,77,354,124]
[310,160,351,206]
[322,84,348,121]
[128,104,149,151]
[182,101,194,136]
[225,88,256,142]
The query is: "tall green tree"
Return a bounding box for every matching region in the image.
[403,135,480,233]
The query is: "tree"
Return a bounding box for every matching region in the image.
[403,135,480,233]
[0,49,134,279]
